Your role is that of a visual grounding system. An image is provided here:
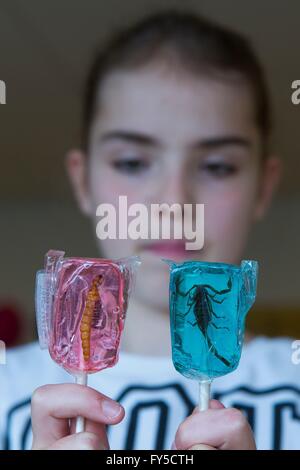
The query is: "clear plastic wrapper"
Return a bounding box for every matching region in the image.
[35,249,140,375]
[164,258,258,410]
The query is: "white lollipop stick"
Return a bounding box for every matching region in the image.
[198,379,211,411]
[75,372,88,433]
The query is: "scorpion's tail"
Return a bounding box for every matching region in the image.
[206,336,231,367]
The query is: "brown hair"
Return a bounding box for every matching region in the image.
[82,9,271,154]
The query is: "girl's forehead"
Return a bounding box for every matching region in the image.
[92,67,257,141]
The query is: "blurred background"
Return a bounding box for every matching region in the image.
[0,0,299,345]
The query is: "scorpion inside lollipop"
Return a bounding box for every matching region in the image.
[164,259,258,411]
[175,275,232,367]
[35,249,140,432]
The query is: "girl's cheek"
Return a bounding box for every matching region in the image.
[204,187,256,237]
[89,165,147,206]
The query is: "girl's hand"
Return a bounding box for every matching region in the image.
[31,384,124,450]
[173,399,256,450]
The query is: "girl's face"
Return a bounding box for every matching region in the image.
[68,64,280,311]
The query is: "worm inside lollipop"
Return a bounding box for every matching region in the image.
[163,259,258,411]
[35,249,140,432]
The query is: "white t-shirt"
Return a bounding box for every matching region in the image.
[0,336,299,450]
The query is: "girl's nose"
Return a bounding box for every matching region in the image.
[155,167,191,206]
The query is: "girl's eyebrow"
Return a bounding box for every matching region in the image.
[99,130,160,147]
[192,136,252,151]
[98,130,252,150]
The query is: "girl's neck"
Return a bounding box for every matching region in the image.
[120,298,172,357]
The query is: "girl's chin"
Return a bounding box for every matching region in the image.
[139,247,203,265]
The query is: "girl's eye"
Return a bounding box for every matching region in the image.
[200,161,237,177]
[112,158,150,174]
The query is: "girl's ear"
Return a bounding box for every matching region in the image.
[65,149,93,216]
[254,155,282,221]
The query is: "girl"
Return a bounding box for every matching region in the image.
[2,10,297,451]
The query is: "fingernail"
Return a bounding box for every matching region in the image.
[102,400,122,419]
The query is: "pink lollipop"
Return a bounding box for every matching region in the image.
[35,249,140,432]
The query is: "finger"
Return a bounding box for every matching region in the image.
[31,384,124,449]
[173,400,226,449]
[175,408,256,450]
[209,399,225,410]
[191,399,225,415]
[41,432,107,450]
[69,418,110,449]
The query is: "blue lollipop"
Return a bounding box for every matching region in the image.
[164,259,258,410]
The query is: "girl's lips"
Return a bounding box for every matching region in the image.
[144,241,189,259]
